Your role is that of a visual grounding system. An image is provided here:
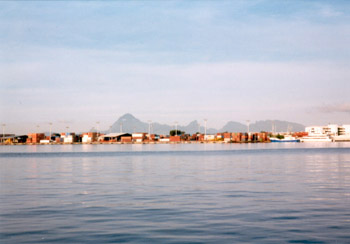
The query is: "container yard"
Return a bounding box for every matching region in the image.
[1,124,349,145]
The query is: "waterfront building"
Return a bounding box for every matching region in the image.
[61,133,76,143]
[303,124,350,142]
[98,133,132,142]
[216,133,223,140]
[159,135,170,142]
[305,126,329,136]
[306,124,350,137]
[333,125,350,141]
[338,125,350,135]
[223,133,231,142]
[132,133,147,142]
[204,134,215,141]
[121,136,132,143]
[82,132,98,143]
[1,135,27,144]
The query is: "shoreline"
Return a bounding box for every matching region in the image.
[0,141,271,146]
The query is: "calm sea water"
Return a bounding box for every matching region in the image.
[1,143,350,243]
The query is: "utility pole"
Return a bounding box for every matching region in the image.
[175,121,178,136]
[49,122,52,141]
[96,121,100,135]
[204,119,207,140]
[2,124,5,144]
[148,120,152,141]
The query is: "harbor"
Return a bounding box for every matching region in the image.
[1,123,350,145]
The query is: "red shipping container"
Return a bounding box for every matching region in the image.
[170,136,181,142]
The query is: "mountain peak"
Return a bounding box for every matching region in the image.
[187,120,199,126]
[108,114,305,134]
[120,113,136,120]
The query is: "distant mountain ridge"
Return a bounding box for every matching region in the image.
[105,113,305,135]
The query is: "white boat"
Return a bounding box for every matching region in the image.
[299,135,332,142]
[332,135,350,142]
[270,135,300,142]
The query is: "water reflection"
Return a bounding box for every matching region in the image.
[1,144,350,243]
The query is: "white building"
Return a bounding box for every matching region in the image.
[159,138,170,142]
[305,124,350,136]
[61,134,75,143]
[132,133,146,142]
[338,125,350,136]
[326,124,339,136]
[82,135,92,143]
[204,135,215,141]
[305,126,329,136]
[305,124,350,141]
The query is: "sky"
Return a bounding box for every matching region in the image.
[1,0,350,134]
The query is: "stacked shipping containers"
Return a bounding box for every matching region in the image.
[27,133,45,143]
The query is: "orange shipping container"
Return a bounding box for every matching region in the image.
[170,136,181,142]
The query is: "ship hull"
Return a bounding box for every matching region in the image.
[270,138,300,142]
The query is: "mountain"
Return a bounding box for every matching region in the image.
[110,113,177,134]
[107,113,305,135]
[110,113,148,133]
[219,120,305,133]
[108,114,217,135]
[250,120,304,133]
[220,121,247,132]
[177,120,217,135]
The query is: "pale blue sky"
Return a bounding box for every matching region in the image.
[1,1,349,134]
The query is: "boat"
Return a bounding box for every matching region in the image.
[269,135,300,142]
[299,135,332,142]
[332,135,350,142]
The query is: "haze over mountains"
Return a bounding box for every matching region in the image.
[98,113,305,135]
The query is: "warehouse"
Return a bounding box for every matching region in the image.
[98,133,132,142]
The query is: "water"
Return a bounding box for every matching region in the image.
[1,143,350,243]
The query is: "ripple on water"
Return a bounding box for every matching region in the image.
[1,144,350,243]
